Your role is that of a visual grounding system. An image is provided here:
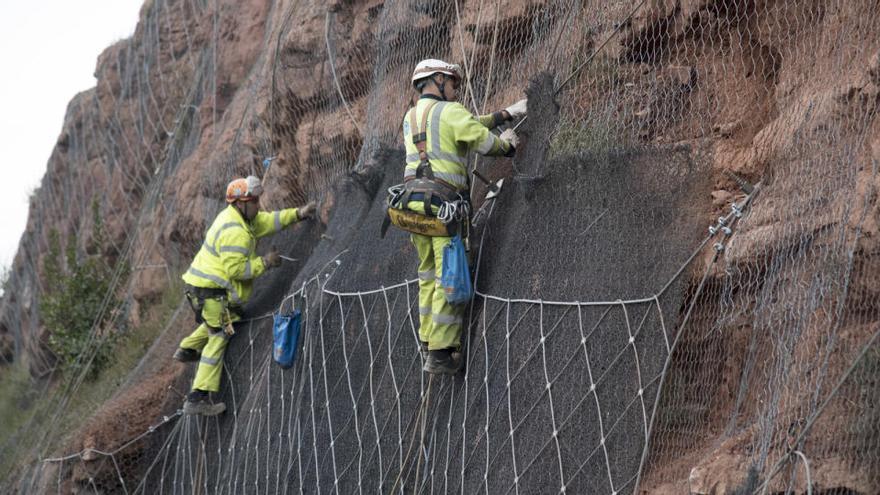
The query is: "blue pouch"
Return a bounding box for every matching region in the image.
[273,300,302,369]
[441,235,473,305]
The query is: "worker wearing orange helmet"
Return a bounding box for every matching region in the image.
[175,175,316,416]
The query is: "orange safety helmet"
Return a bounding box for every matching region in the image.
[225,176,263,203]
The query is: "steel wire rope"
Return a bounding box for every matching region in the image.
[456,0,498,202]
[268,0,302,137]
[310,179,754,495]
[803,93,879,424]
[324,11,364,137]
[510,0,649,134]
[738,54,880,480]
[338,291,408,484]
[632,186,761,492]
[388,374,435,495]
[24,34,211,481]
[453,0,484,114]
[212,0,299,185]
[31,2,880,492]
[49,104,192,409]
[33,151,161,458]
[791,450,813,495]
[753,325,879,495]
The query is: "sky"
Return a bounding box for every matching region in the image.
[0,0,144,270]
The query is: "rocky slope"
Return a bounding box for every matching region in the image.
[1,0,878,492]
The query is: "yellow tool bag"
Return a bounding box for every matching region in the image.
[386,205,451,237]
[381,177,462,237]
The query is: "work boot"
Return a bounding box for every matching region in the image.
[183,390,226,416]
[423,349,462,375]
[173,347,200,363]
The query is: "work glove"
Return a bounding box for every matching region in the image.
[263,250,282,269]
[504,99,527,120]
[499,128,519,149]
[298,201,317,220]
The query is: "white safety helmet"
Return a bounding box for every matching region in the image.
[226,175,263,203]
[411,59,462,88]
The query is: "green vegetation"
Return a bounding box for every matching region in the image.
[549,117,627,159]
[40,199,125,379]
[0,275,184,482]
[550,53,630,158]
[50,278,183,437]
[0,196,187,481]
[0,364,39,456]
[0,264,9,298]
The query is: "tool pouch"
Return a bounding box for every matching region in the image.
[185,291,205,325]
[184,284,228,327]
[382,178,462,237]
[387,207,455,237]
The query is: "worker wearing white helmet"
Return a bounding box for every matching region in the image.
[403,58,527,375]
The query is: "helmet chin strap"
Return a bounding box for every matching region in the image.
[234,200,255,221]
[433,74,448,101]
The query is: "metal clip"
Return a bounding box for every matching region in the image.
[721,226,732,236]
[709,225,718,235]
[731,203,742,218]
[714,242,725,252]
[717,216,727,226]
[224,307,236,336]
[387,184,405,208]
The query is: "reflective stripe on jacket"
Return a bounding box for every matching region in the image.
[182,205,300,304]
[402,97,512,192]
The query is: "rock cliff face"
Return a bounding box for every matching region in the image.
[2,0,879,493]
[1,0,274,373]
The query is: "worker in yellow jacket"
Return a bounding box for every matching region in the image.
[404,59,527,374]
[175,176,316,415]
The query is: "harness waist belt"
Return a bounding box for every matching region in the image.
[407,192,446,208]
[185,284,227,299]
[404,175,460,193]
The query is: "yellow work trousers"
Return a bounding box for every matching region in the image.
[411,233,463,351]
[178,297,240,393]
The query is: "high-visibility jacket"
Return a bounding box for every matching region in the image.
[402,95,512,192]
[182,205,300,305]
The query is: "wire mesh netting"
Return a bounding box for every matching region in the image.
[1,0,879,493]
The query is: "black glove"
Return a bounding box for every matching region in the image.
[263,250,282,269]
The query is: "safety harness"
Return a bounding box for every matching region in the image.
[382,100,470,238]
[185,284,237,336]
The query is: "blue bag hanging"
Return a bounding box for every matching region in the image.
[441,235,473,305]
[273,298,302,369]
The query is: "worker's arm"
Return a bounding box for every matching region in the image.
[217,228,266,281]
[476,112,507,130]
[476,99,527,129]
[445,103,514,157]
[250,208,300,238]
